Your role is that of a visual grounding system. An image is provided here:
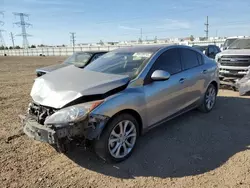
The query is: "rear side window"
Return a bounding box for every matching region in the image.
[152,48,182,75]
[197,53,203,65]
[180,49,200,70]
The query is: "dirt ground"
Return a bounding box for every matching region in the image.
[0,56,250,188]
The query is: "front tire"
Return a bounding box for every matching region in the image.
[94,113,139,163]
[198,84,217,113]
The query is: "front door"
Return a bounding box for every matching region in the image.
[143,48,189,127]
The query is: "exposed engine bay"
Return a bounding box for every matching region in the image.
[28,102,57,125]
[22,102,109,152]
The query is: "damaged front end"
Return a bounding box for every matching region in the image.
[217,55,250,91]
[235,72,250,95]
[20,102,109,152]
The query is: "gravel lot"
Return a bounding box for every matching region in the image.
[0,56,250,188]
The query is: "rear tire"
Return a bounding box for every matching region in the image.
[94,113,139,163]
[198,84,217,113]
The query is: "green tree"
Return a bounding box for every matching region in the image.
[30,45,36,48]
[0,46,4,50]
[5,47,8,50]
[190,35,195,41]
[15,46,21,49]
[9,46,13,49]
[138,38,142,43]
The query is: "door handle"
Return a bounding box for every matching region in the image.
[179,78,185,84]
[203,70,208,74]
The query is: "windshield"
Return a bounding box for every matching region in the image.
[224,38,237,48]
[84,51,153,78]
[64,52,92,67]
[228,39,250,49]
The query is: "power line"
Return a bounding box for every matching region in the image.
[92,5,216,25]
[204,16,209,39]
[13,12,32,49]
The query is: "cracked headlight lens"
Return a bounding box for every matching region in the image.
[44,100,104,125]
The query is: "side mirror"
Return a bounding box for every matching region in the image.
[151,70,170,81]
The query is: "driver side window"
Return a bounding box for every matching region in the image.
[208,46,216,55]
[152,48,182,75]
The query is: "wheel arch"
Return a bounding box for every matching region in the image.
[209,80,219,94]
[102,109,143,136]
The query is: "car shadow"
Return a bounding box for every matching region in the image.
[65,96,250,179]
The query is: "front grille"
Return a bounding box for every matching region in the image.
[220,55,250,67]
[220,62,250,67]
[29,102,56,125]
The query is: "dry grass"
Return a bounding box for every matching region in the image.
[0,56,250,188]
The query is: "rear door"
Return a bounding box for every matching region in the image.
[179,48,206,107]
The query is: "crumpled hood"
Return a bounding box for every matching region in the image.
[218,49,250,56]
[36,63,69,73]
[31,65,130,109]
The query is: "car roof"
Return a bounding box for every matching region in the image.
[193,45,217,47]
[75,51,108,54]
[113,45,169,53]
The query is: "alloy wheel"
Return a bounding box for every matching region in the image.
[205,86,216,110]
[108,120,137,159]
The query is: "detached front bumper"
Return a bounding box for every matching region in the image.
[20,114,110,148]
[21,116,57,144]
[219,65,250,87]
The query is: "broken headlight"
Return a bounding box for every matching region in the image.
[44,100,104,125]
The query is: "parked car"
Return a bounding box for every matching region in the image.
[36,51,107,77]
[215,38,250,92]
[192,45,221,59]
[221,36,247,51]
[20,45,219,163]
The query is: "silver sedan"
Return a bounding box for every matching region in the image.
[21,45,219,163]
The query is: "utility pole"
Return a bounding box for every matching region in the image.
[204,16,209,40]
[0,30,5,47]
[0,11,4,26]
[0,11,5,47]
[13,12,32,49]
[10,32,15,48]
[140,28,142,40]
[70,32,76,51]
